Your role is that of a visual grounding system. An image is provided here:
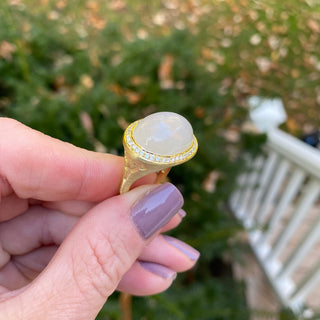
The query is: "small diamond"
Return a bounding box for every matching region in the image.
[171,158,175,162]
[176,156,179,161]
[140,151,144,156]
[156,157,160,162]
[145,153,149,159]
[162,158,166,163]
[150,155,155,161]
[179,155,183,160]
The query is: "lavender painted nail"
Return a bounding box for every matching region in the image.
[177,209,187,218]
[139,261,177,280]
[163,235,200,261]
[131,183,184,239]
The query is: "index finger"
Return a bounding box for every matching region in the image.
[0,118,124,202]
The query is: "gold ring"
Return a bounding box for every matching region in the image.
[120,112,198,194]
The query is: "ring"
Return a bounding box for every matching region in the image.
[120,111,198,194]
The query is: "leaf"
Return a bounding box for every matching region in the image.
[86,0,99,11]
[130,75,148,86]
[0,41,16,60]
[110,83,123,95]
[153,11,166,26]
[80,74,94,89]
[255,56,272,73]
[87,13,107,30]
[250,34,262,46]
[158,54,175,89]
[203,170,221,193]
[268,35,280,50]
[201,47,213,60]
[125,89,142,104]
[108,0,126,11]
[79,111,94,136]
[307,19,320,33]
[47,10,59,20]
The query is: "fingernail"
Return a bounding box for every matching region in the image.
[139,261,177,280]
[131,183,184,239]
[178,209,186,218]
[163,235,200,261]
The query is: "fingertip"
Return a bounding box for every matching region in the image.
[139,261,177,281]
[163,235,200,263]
[160,209,186,233]
[177,209,186,218]
[117,261,176,296]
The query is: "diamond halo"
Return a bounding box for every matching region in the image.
[123,121,198,165]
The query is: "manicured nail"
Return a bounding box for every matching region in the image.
[178,209,186,218]
[131,183,184,239]
[139,261,177,280]
[163,235,200,261]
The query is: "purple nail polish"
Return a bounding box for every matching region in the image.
[178,209,186,218]
[163,235,200,261]
[131,183,184,239]
[139,261,177,280]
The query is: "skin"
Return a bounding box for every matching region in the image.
[0,118,198,320]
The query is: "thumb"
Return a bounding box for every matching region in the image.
[2,183,183,320]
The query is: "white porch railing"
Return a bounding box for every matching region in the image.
[230,128,320,314]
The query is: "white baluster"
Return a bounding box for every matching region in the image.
[290,259,320,308]
[238,156,265,226]
[258,168,305,246]
[247,151,278,222]
[230,154,252,218]
[267,179,320,262]
[277,207,320,280]
[255,158,290,226]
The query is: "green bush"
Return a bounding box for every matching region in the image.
[0,1,268,319]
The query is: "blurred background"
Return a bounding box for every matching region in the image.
[0,0,319,319]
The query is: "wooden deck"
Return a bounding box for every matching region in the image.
[234,247,281,320]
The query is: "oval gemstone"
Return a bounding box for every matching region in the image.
[132,112,194,156]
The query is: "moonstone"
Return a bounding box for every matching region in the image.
[133,112,194,156]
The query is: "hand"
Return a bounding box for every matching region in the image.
[0,118,199,320]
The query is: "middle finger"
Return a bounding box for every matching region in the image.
[0,206,78,256]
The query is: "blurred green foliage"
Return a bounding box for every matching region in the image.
[3,0,313,319]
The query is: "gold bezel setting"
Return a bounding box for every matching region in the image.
[124,120,198,165]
